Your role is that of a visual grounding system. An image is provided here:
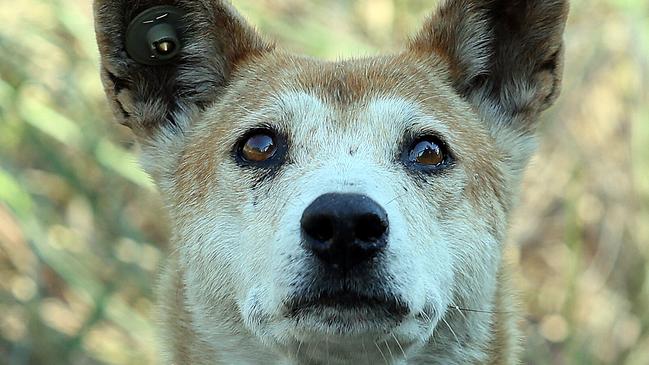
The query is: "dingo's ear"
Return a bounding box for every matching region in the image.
[94,1,273,139]
[410,0,569,131]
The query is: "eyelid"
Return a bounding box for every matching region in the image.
[403,128,455,158]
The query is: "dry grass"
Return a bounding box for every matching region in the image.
[0,0,647,364]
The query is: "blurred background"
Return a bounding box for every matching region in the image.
[0,0,647,364]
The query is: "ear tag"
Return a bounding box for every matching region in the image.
[125,6,186,66]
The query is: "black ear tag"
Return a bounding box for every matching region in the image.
[125,6,186,66]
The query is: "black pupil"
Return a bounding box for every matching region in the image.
[410,140,443,165]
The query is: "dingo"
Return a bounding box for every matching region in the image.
[94,0,568,363]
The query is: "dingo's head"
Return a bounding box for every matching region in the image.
[95,0,568,362]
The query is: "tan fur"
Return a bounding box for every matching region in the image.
[487,264,522,365]
[94,1,568,364]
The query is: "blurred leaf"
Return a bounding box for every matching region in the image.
[95,139,154,190]
[0,168,32,217]
[18,96,82,148]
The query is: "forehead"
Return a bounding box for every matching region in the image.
[203,53,489,140]
[234,53,463,115]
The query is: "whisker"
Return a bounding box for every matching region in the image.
[452,305,514,315]
[452,303,468,323]
[385,191,409,206]
[420,310,432,323]
[295,339,303,360]
[391,333,408,360]
[442,317,461,346]
[384,339,394,362]
[374,341,388,365]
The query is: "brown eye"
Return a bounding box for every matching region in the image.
[409,139,444,165]
[403,136,452,172]
[241,133,277,162]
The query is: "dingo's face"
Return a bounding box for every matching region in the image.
[95,0,568,363]
[172,55,507,356]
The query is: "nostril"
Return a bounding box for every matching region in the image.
[355,214,388,242]
[303,215,335,242]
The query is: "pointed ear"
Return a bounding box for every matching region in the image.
[94,0,274,139]
[410,0,569,131]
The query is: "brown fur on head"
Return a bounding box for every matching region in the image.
[94,1,568,364]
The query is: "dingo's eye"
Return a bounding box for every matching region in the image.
[403,136,453,171]
[235,128,286,167]
[241,132,277,162]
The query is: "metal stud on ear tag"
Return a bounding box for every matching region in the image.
[125,6,186,66]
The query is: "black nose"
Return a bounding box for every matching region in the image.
[301,193,389,270]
